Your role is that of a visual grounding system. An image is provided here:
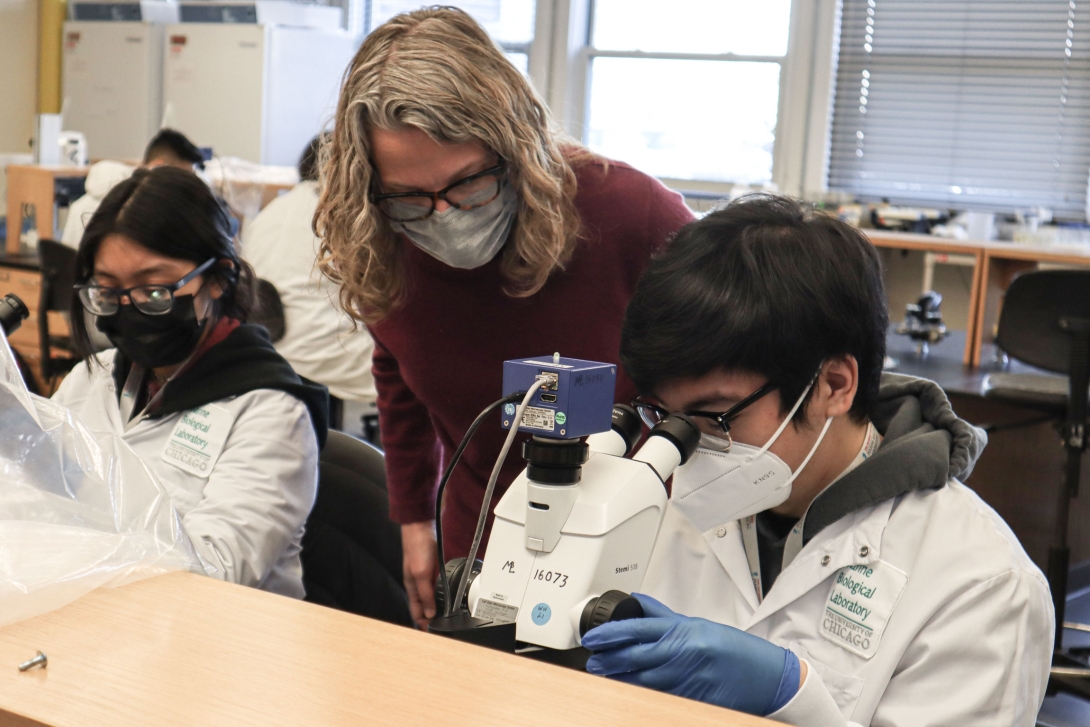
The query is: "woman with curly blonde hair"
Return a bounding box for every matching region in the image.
[316,6,693,629]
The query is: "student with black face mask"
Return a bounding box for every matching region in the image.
[54,166,329,599]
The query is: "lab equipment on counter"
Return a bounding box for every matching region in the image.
[162,2,355,165]
[63,2,180,160]
[870,204,948,234]
[58,131,88,167]
[33,115,63,166]
[0,309,206,629]
[895,291,947,357]
[429,355,700,666]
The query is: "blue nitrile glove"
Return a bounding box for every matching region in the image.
[582,593,801,716]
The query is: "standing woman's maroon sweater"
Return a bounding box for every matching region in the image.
[370,159,695,557]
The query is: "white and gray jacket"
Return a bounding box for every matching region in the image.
[643,374,1053,726]
[53,337,322,599]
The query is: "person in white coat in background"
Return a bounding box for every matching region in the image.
[243,137,377,417]
[60,159,134,248]
[53,165,327,598]
[580,194,1053,726]
[61,128,206,248]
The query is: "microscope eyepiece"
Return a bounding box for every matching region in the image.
[647,413,702,465]
[0,294,30,337]
[609,404,643,455]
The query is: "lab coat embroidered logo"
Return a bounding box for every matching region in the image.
[160,404,234,478]
[820,560,908,659]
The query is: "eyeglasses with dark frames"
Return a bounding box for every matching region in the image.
[75,257,217,317]
[370,161,507,222]
[632,380,778,448]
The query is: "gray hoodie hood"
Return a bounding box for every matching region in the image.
[801,372,988,544]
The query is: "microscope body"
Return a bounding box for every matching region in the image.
[434,355,699,657]
[895,290,947,357]
[469,441,672,650]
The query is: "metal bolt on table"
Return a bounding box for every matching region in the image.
[18,651,47,672]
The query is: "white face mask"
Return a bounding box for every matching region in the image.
[671,381,833,534]
[392,182,518,269]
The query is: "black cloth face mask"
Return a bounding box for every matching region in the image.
[95,294,209,369]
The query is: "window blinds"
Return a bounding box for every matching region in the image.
[827,0,1090,219]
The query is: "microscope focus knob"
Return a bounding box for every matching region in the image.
[579,590,645,639]
[435,557,482,615]
[0,293,29,337]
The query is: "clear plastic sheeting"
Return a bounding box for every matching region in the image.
[0,328,207,628]
[204,157,299,222]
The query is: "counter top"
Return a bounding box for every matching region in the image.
[0,572,774,727]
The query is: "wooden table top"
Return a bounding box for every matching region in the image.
[866,229,1090,263]
[0,573,774,727]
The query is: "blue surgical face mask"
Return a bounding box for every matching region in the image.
[391,183,518,269]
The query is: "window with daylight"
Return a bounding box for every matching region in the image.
[828,0,1090,219]
[364,0,537,74]
[583,0,793,184]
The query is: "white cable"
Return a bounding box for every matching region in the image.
[453,376,549,614]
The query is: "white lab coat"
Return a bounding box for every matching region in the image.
[60,160,135,248]
[53,351,319,598]
[242,182,377,404]
[642,481,1053,726]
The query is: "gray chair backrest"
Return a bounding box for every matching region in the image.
[996,269,1090,375]
[320,429,386,491]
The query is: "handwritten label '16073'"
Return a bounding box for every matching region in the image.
[533,569,568,587]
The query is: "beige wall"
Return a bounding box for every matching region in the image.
[0,0,39,205]
[0,0,38,153]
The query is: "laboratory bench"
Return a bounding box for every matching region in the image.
[866,230,1090,366]
[4,165,88,255]
[0,572,774,727]
[884,328,1052,397]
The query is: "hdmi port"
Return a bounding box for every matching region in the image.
[540,393,557,403]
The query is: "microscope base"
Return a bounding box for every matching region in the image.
[428,614,516,653]
[516,644,591,670]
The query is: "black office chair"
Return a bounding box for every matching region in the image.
[37,239,80,387]
[251,278,286,343]
[981,269,1090,690]
[328,395,344,431]
[301,430,412,626]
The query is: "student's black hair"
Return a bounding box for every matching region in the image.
[143,128,205,169]
[298,136,322,182]
[620,194,888,423]
[71,166,256,362]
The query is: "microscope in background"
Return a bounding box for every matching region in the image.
[0,294,30,337]
[430,356,700,666]
[895,291,947,358]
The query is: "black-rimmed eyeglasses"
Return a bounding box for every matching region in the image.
[75,257,216,316]
[633,380,778,445]
[370,162,507,222]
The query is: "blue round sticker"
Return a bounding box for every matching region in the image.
[531,603,552,625]
[504,403,516,416]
